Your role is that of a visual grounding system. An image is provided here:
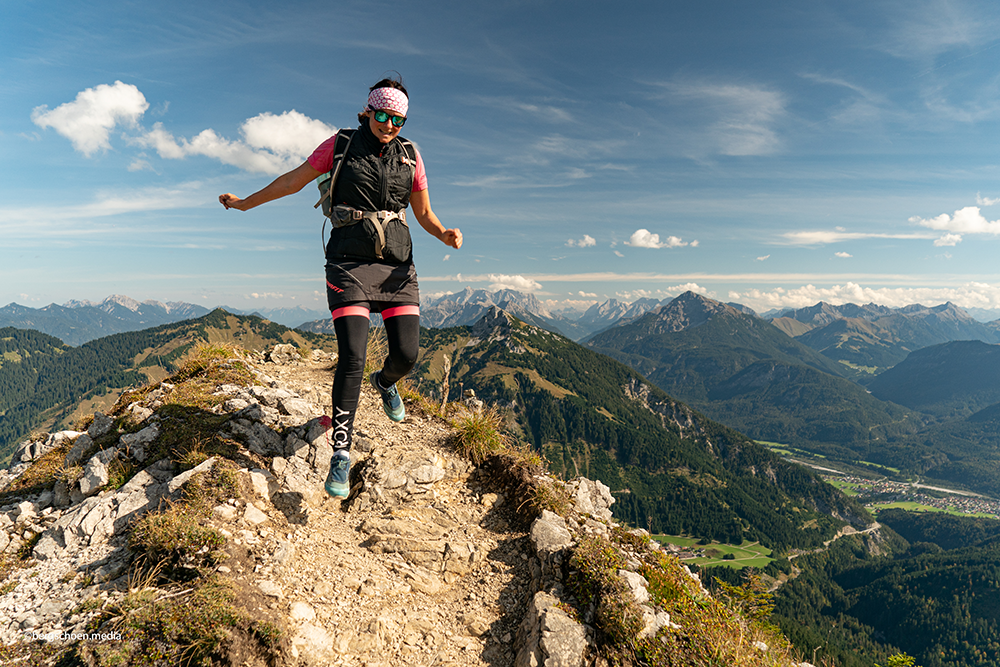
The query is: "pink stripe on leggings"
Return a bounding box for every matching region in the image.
[331,305,371,320]
[381,305,420,319]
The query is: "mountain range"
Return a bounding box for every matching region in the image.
[5,297,1000,666]
[770,301,1000,379]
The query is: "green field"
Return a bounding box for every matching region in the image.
[826,479,862,496]
[652,536,774,570]
[871,502,997,518]
[757,441,827,460]
[857,460,900,473]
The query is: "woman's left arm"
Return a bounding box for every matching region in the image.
[410,188,462,249]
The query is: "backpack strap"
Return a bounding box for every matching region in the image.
[314,129,356,215]
[397,138,417,183]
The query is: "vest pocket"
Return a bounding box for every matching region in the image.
[382,219,412,263]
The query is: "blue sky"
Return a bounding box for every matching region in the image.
[5,0,1000,316]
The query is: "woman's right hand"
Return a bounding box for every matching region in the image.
[219,194,246,210]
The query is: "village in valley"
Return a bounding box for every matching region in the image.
[820,472,1000,518]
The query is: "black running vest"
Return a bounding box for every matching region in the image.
[325,123,415,264]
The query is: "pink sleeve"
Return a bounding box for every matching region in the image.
[307,133,338,173]
[412,147,428,192]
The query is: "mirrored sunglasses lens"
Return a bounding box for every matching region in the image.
[374,110,389,123]
[391,116,406,127]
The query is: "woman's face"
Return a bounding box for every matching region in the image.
[367,108,403,144]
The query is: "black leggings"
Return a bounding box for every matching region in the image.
[330,303,419,451]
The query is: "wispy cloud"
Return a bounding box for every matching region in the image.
[652,80,787,156]
[835,252,852,258]
[0,182,211,238]
[615,284,707,301]
[877,0,997,61]
[756,255,770,262]
[780,229,937,245]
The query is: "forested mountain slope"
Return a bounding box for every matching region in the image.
[868,340,1000,418]
[586,292,921,458]
[410,308,870,551]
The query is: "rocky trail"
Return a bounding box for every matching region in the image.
[245,353,534,666]
[0,342,813,667]
[0,345,616,666]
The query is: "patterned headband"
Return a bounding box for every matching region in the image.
[367,87,408,117]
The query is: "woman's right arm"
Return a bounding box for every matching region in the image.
[219,161,324,211]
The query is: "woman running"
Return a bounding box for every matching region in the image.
[219,76,462,498]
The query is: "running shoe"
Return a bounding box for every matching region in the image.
[325,451,351,498]
[370,370,406,422]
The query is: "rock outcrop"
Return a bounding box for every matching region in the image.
[0,343,813,667]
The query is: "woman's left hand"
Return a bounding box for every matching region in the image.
[441,228,463,249]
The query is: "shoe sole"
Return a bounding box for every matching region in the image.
[371,372,406,422]
[325,483,349,498]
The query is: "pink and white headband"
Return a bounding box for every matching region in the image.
[367,87,408,117]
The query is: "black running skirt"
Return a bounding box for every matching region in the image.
[325,260,419,312]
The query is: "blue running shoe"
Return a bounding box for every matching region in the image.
[370,370,405,422]
[325,451,351,498]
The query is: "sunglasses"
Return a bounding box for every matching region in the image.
[369,108,406,127]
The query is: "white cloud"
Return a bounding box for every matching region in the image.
[32,81,148,156]
[729,281,1000,312]
[614,250,624,257]
[756,255,770,262]
[566,234,597,248]
[487,274,542,292]
[248,292,284,299]
[834,251,852,258]
[443,254,451,261]
[934,233,962,247]
[976,193,1000,206]
[625,229,691,249]
[910,206,1000,235]
[578,291,597,297]
[36,83,335,175]
[136,110,336,174]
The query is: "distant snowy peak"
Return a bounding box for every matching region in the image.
[101,294,143,313]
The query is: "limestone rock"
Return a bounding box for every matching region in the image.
[267,344,301,365]
[531,510,573,555]
[120,423,160,462]
[293,622,334,664]
[78,456,109,497]
[516,591,589,667]
[13,430,83,463]
[568,477,615,521]
[619,569,650,604]
[64,434,94,466]
[243,503,268,525]
[258,580,283,598]
[88,412,114,439]
[289,601,316,622]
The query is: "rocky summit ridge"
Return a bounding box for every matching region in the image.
[0,343,816,666]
